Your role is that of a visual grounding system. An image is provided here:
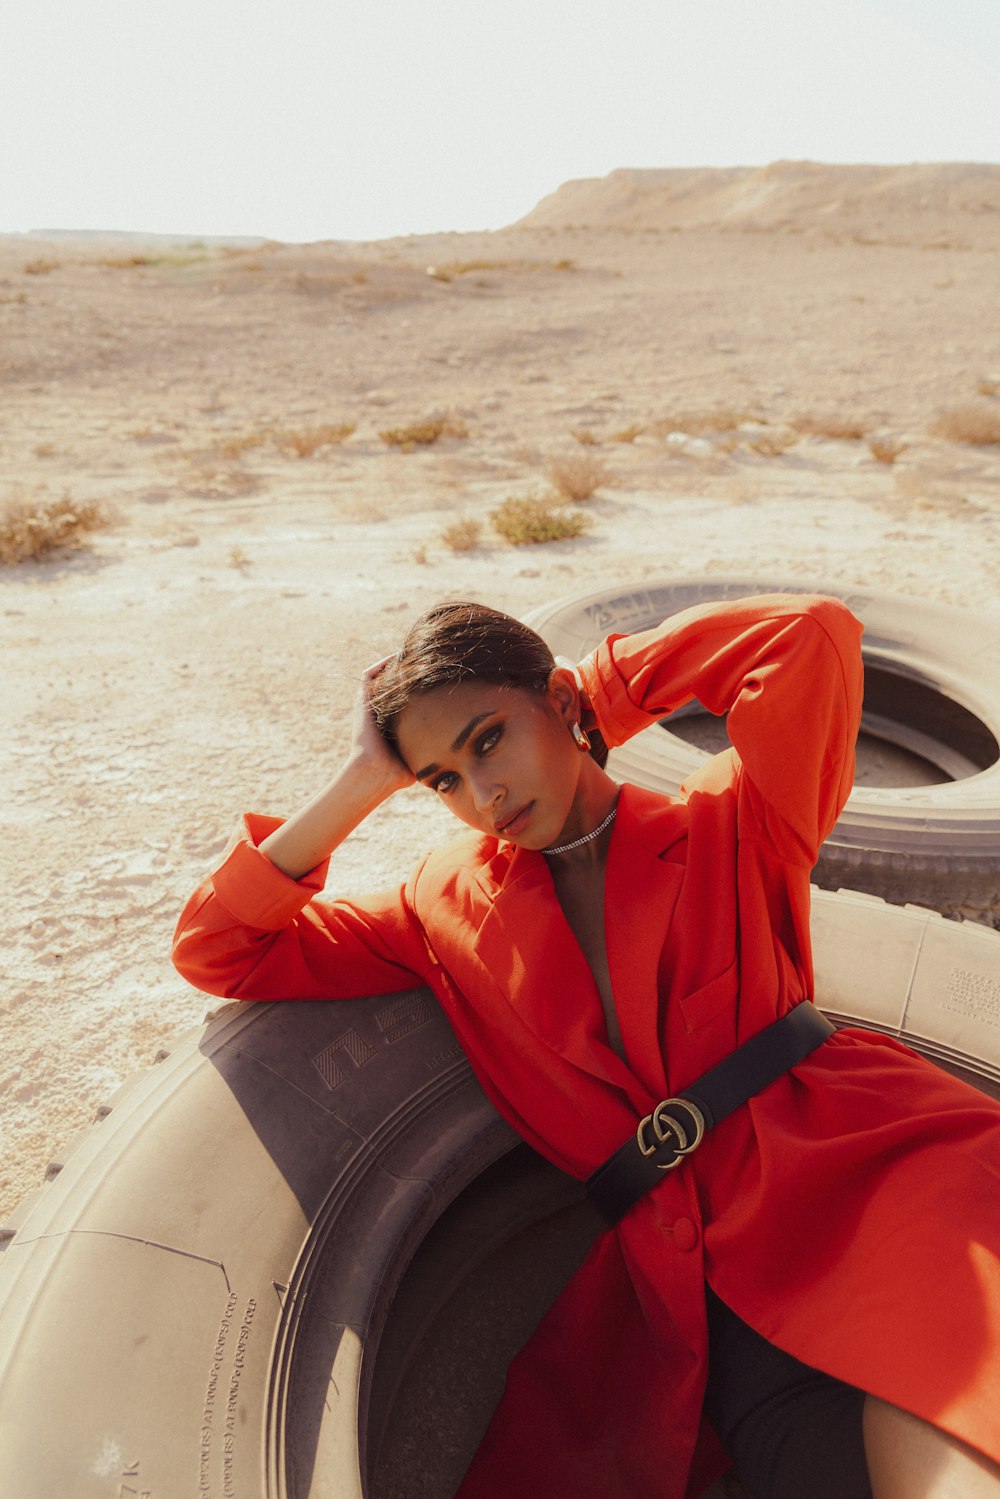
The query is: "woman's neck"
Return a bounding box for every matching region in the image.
[542,776,619,865]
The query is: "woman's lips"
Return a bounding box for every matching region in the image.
[496,802,533,838]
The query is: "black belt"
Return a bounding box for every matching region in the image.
[586,1002,835,1227]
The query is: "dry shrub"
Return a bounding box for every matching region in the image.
[214,423,355,459]
[572,425,643,445]
[0,494,107,564]
[380,416,468,449]
[24,258,60,275]
[652,407,756,437]
[546,452,611,502]
[98,251,206,270]
[271,423,356,456]
[440,516,482,552]
[426,260,512,281]
[98,255,151,269]
[215,431,270,460]
[747,429,799,457]
[491,494,590,545]
[929,406,1000,446]
[426,259,575,283]
[790,414,870,441]
[868,436,907,465]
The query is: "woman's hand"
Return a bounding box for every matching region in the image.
[349,657,416,796]
[258,659,413,879]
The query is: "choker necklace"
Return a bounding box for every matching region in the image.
[542,803,617,856]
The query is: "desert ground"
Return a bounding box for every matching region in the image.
[2,160,1000,1224]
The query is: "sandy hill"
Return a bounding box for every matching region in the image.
[517,160,1000,247]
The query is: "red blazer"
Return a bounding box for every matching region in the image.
[174,595,1000,1497]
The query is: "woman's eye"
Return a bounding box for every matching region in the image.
[432,772,458,795]
[478,725,502,754]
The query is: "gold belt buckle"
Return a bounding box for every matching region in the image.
[636,1097,706,1171]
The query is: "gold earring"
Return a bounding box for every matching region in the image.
[570,721,591,753]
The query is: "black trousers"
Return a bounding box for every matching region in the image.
[703,1288,873,1499]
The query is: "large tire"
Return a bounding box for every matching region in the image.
[2,892,1000,1498]
[525,578,1000,925]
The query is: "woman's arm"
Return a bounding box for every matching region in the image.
[259,659,414,878]
[172,662,430,1001]
[576,593,864,866]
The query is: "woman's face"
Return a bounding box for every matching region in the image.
[394,674,586,849]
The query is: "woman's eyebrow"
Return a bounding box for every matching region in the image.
[452,710,494,752]
[414,710,496,782]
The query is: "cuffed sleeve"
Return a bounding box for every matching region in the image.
[172,812,432,1001]
[577,594,863,866]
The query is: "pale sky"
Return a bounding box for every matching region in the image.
[3,0,999,244]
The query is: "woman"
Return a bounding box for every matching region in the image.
[173,593,1000,1499]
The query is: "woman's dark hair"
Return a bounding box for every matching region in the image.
[370,600,607,764]
[371,601,553,740]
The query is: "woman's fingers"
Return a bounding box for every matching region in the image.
[362,654,396,681]
[553,653,582,684]
[352,658,415,789]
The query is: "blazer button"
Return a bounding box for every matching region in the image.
[671,1216,699,1251]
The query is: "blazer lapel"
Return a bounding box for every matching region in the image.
[472,848,626,1088]
[471,785,688,1105]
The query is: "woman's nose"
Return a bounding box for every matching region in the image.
[469,770,501,812]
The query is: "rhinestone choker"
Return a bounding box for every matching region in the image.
[542,802,617,856]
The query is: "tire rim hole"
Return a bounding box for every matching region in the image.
[661,661,999,788]
[367,1148,599,1498]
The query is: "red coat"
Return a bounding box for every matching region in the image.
[173,595,1000,1497]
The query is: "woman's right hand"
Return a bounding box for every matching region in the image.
[349,657,416,795]
[259,658,413,879]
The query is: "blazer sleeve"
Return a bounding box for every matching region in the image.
[576,593,864,866]
[172,812,433,1001]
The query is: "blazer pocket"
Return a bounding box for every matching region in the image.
[678,961,738,1035]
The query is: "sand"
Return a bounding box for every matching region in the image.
[2,160,1000,1223]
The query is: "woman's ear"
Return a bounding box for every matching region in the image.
[545,664,581,723]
